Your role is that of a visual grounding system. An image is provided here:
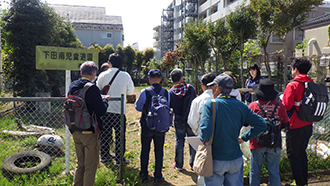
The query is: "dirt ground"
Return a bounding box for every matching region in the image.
[125,88,198,186]
[124,88,330,186]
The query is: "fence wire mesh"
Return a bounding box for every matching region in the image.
[0,96,124,185]
[1,94,330,184]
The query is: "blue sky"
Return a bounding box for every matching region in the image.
[39,0,173,50]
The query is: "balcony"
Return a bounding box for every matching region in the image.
[153,32,160,39]
[153,41,161,48]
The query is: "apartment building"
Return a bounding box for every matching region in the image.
[153,25,162,60]
[154,0,330,61]
[50,4,124,48]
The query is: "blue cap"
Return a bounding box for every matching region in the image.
[207,74,233,94]
[148,69,162,77]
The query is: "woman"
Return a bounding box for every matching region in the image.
[248,79,288,186]
[223,71,241,101]
[245,64,261,104]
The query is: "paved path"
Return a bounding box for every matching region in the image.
[307,181,330,186]
[281,181,330,186]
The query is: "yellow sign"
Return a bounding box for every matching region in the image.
[36,46,99,70]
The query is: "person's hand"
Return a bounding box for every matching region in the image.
[202,141,208,146]
[103,95,110,101]
[238,137,244,144]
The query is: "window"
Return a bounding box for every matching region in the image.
[101,32,113,39]
[298,34,303,41]
[218,1,222,11]
[206,9,210,17]
[271,34,283,43]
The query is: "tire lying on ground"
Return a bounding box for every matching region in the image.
[2,151,51,179]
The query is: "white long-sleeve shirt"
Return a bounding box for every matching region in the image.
[96,67,134,114]
[230,89,242,101]
[187,89,214,136]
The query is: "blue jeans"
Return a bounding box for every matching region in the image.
[174,115,196,169]
[140,126,165,179]
[249,147,281,186]
[204,156,244,186]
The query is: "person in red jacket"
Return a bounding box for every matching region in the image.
[282,57,313,186]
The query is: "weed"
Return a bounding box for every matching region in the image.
[170,174,178,178]
[20,136,38,147]
[149,162,155,170]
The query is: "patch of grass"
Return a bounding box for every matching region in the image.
[169,174,178,178]
[20,136,38,147]
[95,167,116,186]
[0,115,17,130]
[122,167,145,186]
[149,162,155,171]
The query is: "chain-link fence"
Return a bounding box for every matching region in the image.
[0,96,125,185]
[310,93,330,157]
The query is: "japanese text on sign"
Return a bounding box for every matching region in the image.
[36,46,99,70]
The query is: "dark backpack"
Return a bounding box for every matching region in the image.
[146,87,173,132]
[256,101,282,148]
[63,82,96,131]
[295,81,328,122]
[182,84,196,124]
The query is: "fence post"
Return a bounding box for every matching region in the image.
[119,94,125,183]
[65,70,71,174]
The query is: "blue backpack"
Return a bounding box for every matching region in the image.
[146,87,173,132]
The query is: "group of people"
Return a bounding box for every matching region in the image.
[68,53,135,186]
[68,53,314,186]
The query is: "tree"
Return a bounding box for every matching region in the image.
[143,47,155,63]
[101,44,115,64]
[115,44,125,69]
[135,50,144,84]
[272,0,323,85]
[250,0,322,85]
[124,45,136,75]
[182,20,211,93]
[250,0,275,79]
[88,43,115,69]
[228,3,257,85]
[207,19,238,73]
[2,0,81,96]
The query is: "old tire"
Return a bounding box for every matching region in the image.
[2,151,51,179]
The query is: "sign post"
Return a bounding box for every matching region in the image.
[36,45,99,174]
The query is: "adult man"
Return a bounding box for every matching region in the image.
[68,61,110,186]
[282,57,314,186]
[96,53,135,165]
[188,72,216,136]
[199,74,266,186]
[135,69,169,185]
[169,68,197,170]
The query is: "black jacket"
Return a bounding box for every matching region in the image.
[68,78,108,132]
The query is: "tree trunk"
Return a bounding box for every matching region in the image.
[201,57,205,75]
[222,55,227,71]
[282,34,288,86]
[263,45,272,78]
[215,51,219,74]
[194,58,199,95]
[240,36,244,86]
